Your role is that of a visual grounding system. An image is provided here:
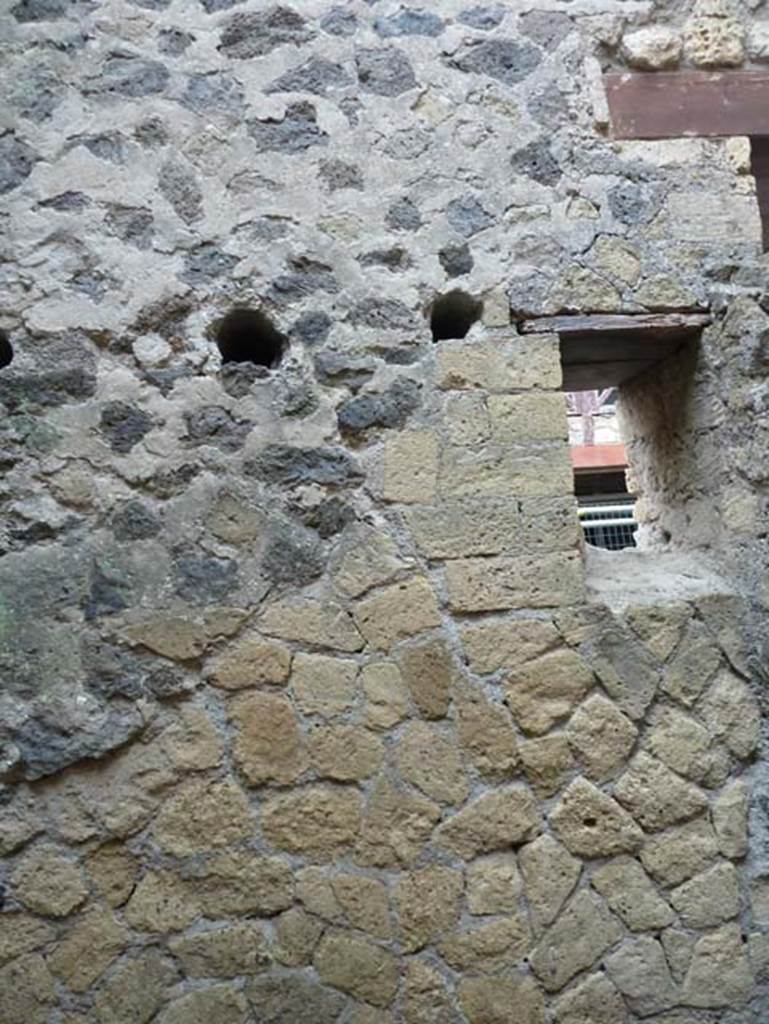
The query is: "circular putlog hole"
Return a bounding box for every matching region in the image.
[216,308,287,368]
[430,289,483,342]
[0,330,13,369]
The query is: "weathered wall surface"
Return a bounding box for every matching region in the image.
[1,1,768,1022]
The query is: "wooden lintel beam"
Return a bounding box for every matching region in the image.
[604,71,769,140]
[521,312,712,336]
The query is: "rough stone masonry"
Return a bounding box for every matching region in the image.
[1,0,769,1021]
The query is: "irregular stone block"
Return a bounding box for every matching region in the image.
[259,598,364,652]
[49,909,129,992]
[684,15,744,67]
[622,26,683,69]
[396,866,463,952]
[640,818,719,887]
[520,733,575,797]
[125,871,198,933]
[441,915,532,972]
[439,443,572,499]
[519,834,582,931]
[552,971,626,1024]
[356,46,417,96]
[467,852,523,915]
[448,38,541,85]
[169,922,270,977]
[446,551,583,612]
[682,923,754,1007]
[91,953,178,1024]
[353,576,442,650]
[274,908,325,966]
[332,875,391,939]
[395,635,453,719]
[355,779,442,868]
[208,635,291,689]
[230,691,307,785]
[460,617,558,673]
[0,913,56,968]
[436,785,540,858]
[261,784,362,861]
[12,846,88,917]
[361,662,409,730]
[550,777,644,857]
[383,429,438,503]
[592,856,674,931]
[0,954,56,1024]
[670,861,740,928]
[314,932,398,1006]
[455,682,520,780]
[700,669,760,760]
[291,653,359,717]
[396,722,469,804]
[712,779,749,858]
[190,851,293,917]
[245,973,346,1024]
[309,724,385,782]
[530,890,623,992]
[614,753,708,832]
[506,647,594,734]
[152,777,254,856]
[459,974,545,1024]
[156,985,250,1024]
[218,7,314,59]
[567,693,637,782]
[605,936,678,1016]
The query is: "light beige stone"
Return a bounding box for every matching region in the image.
[314,932,399,1007]
[712,778,748,858]
[383,429,438,503]
[506,647,595,736]
[191,851,293,916]
[591,235,642,285]
[488,393,568,443]
[123,615,206,661]
[625,602,690,660]
[662,628,721,706]
[84,842,139,908]
[397,722,469,805]
[567,693,637,782]
[162,705,223,770]
[670,861,740,927]
[331,524,408,597]
[437,338,553,392]
[520,733,574,797]
[244,971,346,1023]
[404,961,455,1024]
[519,834,582,931]
[605,936,677,1016]
[396,865,463,952]
[92,953,178,1024]
[0,954,57,1024]
[455,682,519,780]
[395,635,453,719]
[436,785,540,859]
[406,497,519,559]
[551,777,644,857]
[124,871,198,932]
[296,867,343,921]
[0,913,56,968]
[467,852,523,915]
[683,923,754,1006]
[355,779,441,867]
[552,972,627,1024]
[274,908,324,966]
[206,492,261,544]
[12,846,88,917]
[530,890,624,992]
[49,909,129,992]
[640,818,719,887]
[443,392,490,444]
[207,635,291,689]
[439,445,573,501]
[685,15,745,67]
[441,914,532,972]
[157,985,250,1024]
[447,552,583,613]
[700,669,760,759]
[460,617,558,673]
[310,723,384,782]
[459,974,545,1024]
[635,274,698,311]
[661,927,696,983]
[259,597,364,652]
[353,576,442,650]
[291,653,359,718]
[548,265,622,313]
[262,784,362,862]
[152,777,253,856]
[230,691,307,785]
[589,623,660,720]
[592,857,674,931]
[170,921,271,976]
[647,706,717,783]
[332,875,391,939]
[614,753,708,831]
[622,25,683,69]
[361,661,409,730]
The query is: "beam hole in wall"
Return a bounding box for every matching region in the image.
[216,308,287,368]
[429,290,483,342]
[0,330,13,369]
[749,137,769,251]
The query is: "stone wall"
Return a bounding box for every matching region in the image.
[1,1,768,1022]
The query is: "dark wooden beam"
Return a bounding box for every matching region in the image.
[604,71,769,140]
[520,313,712,336]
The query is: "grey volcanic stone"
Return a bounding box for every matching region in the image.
[11,0,68,21]
[266,56,351,95]
[134,116,169,147]
[220,362,269,399]
[219,7,313,59]
[0,133,37,194]
[609,183,658,225]
[145,463,199,498]
[356,47,417,96]
[159,159,203,224]
[439,243,473,277]
[182,244,239,285]
[201,0,242,11]
[359,247,411,271]
[527,82,570,126]
[349,297,417,329]
[245,445,363,487]
[290,311,333,346]
[321,7,357,36]
[105,205,154,249]
[449,38,541,85]
[112,501,161,541]
[519,10,573,49]
[175,549,239,602]
[319,159,364,191]
[337,377,421,434]
[269,258,338,302]
[262,519,325,585]
[447,195,494,237]
[245,974,346,1024]
[386,197,421,231]
[185,406,252,451]
[158,28,194,55]
[313,351,376,389]
[181,72,244,115]
[0,337,96,410]
[11,68,64,123]
[248,102,328,153]
[39,191,91,211]
[71,132,127,164]
[100,401,154,454]
[511,139,562,186]
[458,6,505,30]
[375,10,444,36]
[299,497,355,538]
[87,56,170,98]
[84,562,131,620]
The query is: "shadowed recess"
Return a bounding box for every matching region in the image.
[0,330,13,369]
[430,290,483,342]
[216,308,287,367]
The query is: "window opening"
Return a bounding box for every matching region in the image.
[429,290,483,342]
[0,330,13,369]
[216,308,287,368]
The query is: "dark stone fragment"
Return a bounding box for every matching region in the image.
[320,7,357,36]
[39,191,91,211]
[268,257,338,303]
[0,335,96,411]
[106,205,154,249]
[0,133,38,194]
[185,405,252,451]
[145,665,189,700]
[356,47,417,96]
[11,68,64,122]
[278,375,318,418]
[337,377,421,434]
[175,549,239,603]
[375,10,443,36]
[84,561,130,620]
[71,131,127,163]
[608,182,658,225]
[159,158,203,224]
[158,28,194,55]
[458,6,505,30]
[358,247,411,271]
[348,297,417,330]
[261,519,324,585]
[266,56,350,95]
[519,10,573,50]
[112,500,161,541]
[290,311,332,347]
[510,139,561,186]
[448,38,541,86]
[130,0,170,8]
[439,242,473,277]
[141,366,194,395]
[299,497,355,539]
[248,101,328,153]
[200,0,242,11]
[386,197,421,231]
[100,401,154,454]
[379,346,424,365]
[219,6,313,59]
[144,463,199,499]
[182,244,239,286]
[70,268,110,300]
[133,294,193,338]
[318,159,363,191]
[11,0,67,21]
[245,445,363,488]
[134,116,169,147]
[87,56,170,98]
[12,706,143,781]
[82,638,144,701]
[181,71,244,115]
[339,97,363,127]
[446,195,494,237]
[313,351,376,390]
[220,361,270,398]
